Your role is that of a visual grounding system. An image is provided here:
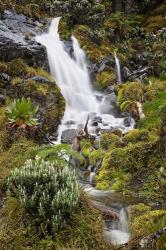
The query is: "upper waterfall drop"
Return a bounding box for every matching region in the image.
[36,18,99,114]
[36,17,134,142]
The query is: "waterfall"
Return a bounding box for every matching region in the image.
[114,52,122,83]
[119,208,129,233]
[105,207,130,245]
[36,18,134,142]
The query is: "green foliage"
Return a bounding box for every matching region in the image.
[138,91,166,129]
[5,97,39,127]
[104,12,140,39]
[117,82,144,107]
[124,129,149,144]
[38,144,85,166]
[7,156,80,233]
[96,71,115,89]
[120,100,137,112]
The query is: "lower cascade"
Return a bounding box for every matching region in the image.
[36,17,134,142]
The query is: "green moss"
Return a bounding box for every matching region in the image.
[96,139,165,203]
[145,78,166,101]
[138,91,166,129]
[130,203,151,219]
[96,71,115,89]
[111,171,131,191]
[89,149,105,167]
[100,132,121,150]
[124,129,149,144]
[0,138,39,186]
[131,210,166,238]
[117,81,144,107]
[80,139,92,158]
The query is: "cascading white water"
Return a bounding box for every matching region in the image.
[105,207,130,245]
[36,18,134,142]
[114,52,122,83]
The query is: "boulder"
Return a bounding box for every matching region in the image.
[61,129,78,144]
[0,10,49,69]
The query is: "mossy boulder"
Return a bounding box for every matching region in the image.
[0,59,65,143]
[100,132,121,150]
[89,149,105,167]
[131,209,166,249]
[96,140,165,204]
[124,129,149,144]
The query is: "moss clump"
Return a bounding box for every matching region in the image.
[117,81,144,107]
[124,129,149,144]
[80,139,93,158]
[96,71,115,89]
[131,209,166,239]
[89,149,105,167]
[100,132,121,150]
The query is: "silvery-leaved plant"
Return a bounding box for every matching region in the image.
[7,156,80,232]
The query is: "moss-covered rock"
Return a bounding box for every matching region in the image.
[100,132,121,150]
[0,60,65,142]
[96,139,165,204]
[124,129,149,144]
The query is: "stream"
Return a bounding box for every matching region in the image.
[36,17,136,246]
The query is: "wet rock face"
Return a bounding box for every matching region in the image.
[0,10,49,69]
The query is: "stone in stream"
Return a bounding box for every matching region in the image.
[124,116,132,127]
[61,129,78,144]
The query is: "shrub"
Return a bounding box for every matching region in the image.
[7,156,80,233]
[5,97,38,127]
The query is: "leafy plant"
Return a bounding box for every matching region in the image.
[7,156,80,233]
[5,98,39,127]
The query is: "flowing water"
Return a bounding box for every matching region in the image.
[115,52,122,83]
[36,17,134,246]
[36,18,134,143]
